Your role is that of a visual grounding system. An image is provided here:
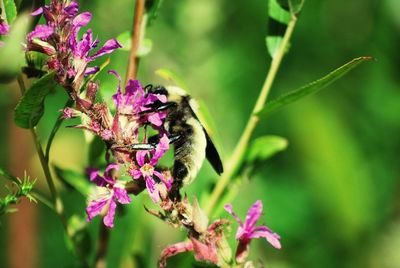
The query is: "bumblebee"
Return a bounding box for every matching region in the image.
[137,86,224,200]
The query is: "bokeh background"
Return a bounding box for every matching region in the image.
[1,0,400,267]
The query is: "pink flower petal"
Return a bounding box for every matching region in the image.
[245,200,263,230]
[224,204,243,226]
[91,39,122,59]
[103,198,117,228]
[86,199,108,221]
[114,187,131,204]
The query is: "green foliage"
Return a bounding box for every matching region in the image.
[145,0,164,26]
[14,72,56,128]
[245,135,288,164]
[3,0,17,23]
[0,13,30,81]
[53,166,91,196]
[68,215,92,259]
[258,56,373,117]
[87,135,106,167]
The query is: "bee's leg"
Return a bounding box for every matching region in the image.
[147,133,181,145]
[139,102,177,115]
[129,143,156,150]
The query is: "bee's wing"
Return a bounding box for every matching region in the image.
[203,127,224,175]
[187,98,224,175]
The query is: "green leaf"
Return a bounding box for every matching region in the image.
[258,56,373,117]
[155,68,189,90]
[88,135,105,166]
[266,36,283,59]
[54,166,91,196]
[116,30,152,56]
[288,0,304,15]
[3,0,17,23]
[14,72,56,128]
[68,215,92,258]
[245,135,288,164]
[116,31,131,51]
[0,13,30,81]
[137,38,152,57]
[145,0,164,26]
[269,0,291,24]
[0,167,19,184]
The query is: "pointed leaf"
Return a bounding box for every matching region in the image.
[53,166,91,196]
[269,0,290,24]
[14,72,56,128]
[245,135,288,164]
[258,56,373,117]
[3,0,17,23]
[288,0,304,15]
[155,68,189,90]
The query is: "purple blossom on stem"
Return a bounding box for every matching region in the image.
[86,163,131,228]
[109,71,167,144]
[131,134,171,203]
[224,200,281,263]
[26,0,121,89]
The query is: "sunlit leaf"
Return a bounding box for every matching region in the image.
[116,31,130,51]
[3,0,17,23]
[245,135,288,164]
[269,0,290,24]
[14,72,56,128]
[258,56,373,117]
[0,13,30,81]
[266,36,283,59]
[155,68,189,90]
[53,166,91,196]
[137,38,152,57]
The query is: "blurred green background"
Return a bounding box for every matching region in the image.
[1,0,400,267]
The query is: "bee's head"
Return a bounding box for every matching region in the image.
[145,85,188,103]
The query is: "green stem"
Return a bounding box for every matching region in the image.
[204,15,298,215]
[16,75,88,266]
[45,99,73,162]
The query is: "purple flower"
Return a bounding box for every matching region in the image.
[131,134,171,203]
[86,163,131,228]
[26,0,121,89]
[109,71,167,143]
[224,200,281,263]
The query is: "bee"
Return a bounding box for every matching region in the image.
[134,85,224,200]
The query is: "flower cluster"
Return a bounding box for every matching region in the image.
[26,0,121,90]
[158,200,281,267]
[25,0,172,227]
[80,74,172,226]
[86,163,130,228]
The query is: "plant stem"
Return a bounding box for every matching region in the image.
[126,0,145,83]
[204,15,298,215]
[16,75,88,266]
[45,99,73,162]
